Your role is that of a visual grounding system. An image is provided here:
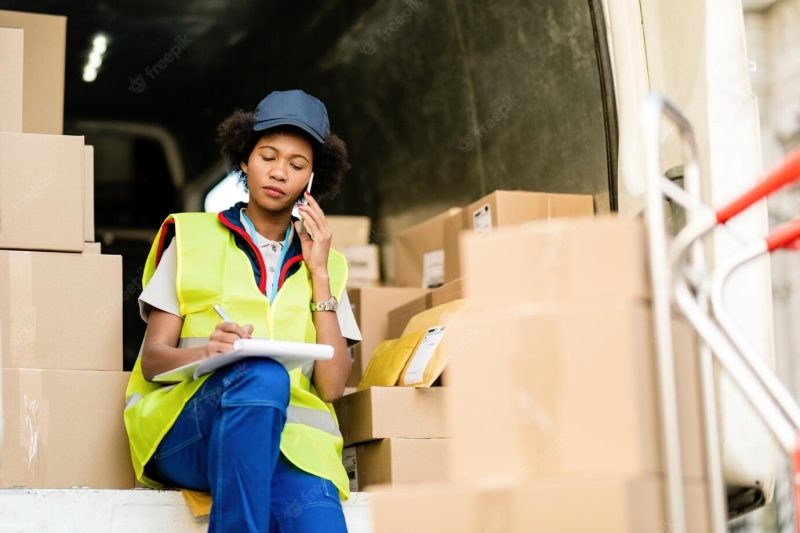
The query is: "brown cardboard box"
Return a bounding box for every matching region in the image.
[328,215,371,248]
[386,294,430,339]
[394,207,462,288]
[82,242,101,254]
[0,250,122,370]
[341,244,380,284]
[334,386,448,446]
[0,10,66,134]
[0,368,135,488]
[511,476,710,533]
[462,216,648,308]
[0,132,85,252]
[445,303,705,482]
[346,278,381,289]
[443,210,467,283]
[84,145,95,242]
[463,190,594,233]
[430,278,463,308]
[0,27,23,133]
[345,438,448,491]
[371,476,709,533]
[370,481,515,533]
[347,286,429,387]
[448,190,592,283]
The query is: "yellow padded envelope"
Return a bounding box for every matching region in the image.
[401,299,466,336]
[399,299,467,387]
[357,331,425,390]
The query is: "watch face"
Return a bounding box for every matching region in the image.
[312,296,338,311]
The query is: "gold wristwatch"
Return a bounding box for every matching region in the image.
[310,296,338,312]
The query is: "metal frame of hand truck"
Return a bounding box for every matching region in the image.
[642,93,800,533]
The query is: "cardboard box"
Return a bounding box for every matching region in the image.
[329,215,371,248]
[82,242,101,254]
[394,207,462,288]
[84,145,95,242]
[387,294,430,339]
[345,438,448,491]
[511,476,710,533]
[0,10,66,135]
[430,278,463,308]
[443,210,467,283]
[371,476,709,533]
[0,250,122,370]
[0,368,135,488]
[0,132,85,252]
[334,386,448,446]
[462,216,648,308]
[385,281,464,338]
[445,303,705,482]
[346,278,381,289]
[347,287,429,387]
[341,244,380,284]
[463,190,594,233]
[0,27,23,133]
[370,481,515,533]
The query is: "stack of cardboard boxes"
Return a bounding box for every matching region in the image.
[0,11,133,488]
[334,190,595,493]
[369,216,712,532]
[329,215,381,288]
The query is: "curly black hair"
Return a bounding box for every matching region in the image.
[216,110,350,202]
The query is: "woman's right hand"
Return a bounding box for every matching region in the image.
[206,322,254,358]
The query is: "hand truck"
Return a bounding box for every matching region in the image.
[643,93,800,533]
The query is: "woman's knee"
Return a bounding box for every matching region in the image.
[221,358,290,407]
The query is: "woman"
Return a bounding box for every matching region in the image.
[124,89,361,532]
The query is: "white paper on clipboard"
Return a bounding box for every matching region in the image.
[152,338,334,383]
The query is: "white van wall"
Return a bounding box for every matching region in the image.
[605,0,777,503]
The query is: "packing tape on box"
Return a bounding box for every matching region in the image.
[8,252,36,366]
[18,371,47,475]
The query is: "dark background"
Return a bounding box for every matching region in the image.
[0,0,616,367]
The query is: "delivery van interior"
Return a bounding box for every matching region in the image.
[0,1,794,532]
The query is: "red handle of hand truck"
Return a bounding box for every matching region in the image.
[794,434,800,532]
[766,218,800,252]
[716,147,800,224]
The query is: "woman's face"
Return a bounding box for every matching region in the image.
[241,129,314,214]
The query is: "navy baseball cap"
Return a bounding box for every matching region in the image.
[253,90,330,144]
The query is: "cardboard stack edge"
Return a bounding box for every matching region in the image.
[335,190,599,497]
[328,215,380,288]
[367,215,712,532]
[0,10,133,489]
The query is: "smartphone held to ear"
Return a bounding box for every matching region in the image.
[292,172,315,237]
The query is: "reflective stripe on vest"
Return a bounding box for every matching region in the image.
[286,405,342,438]
[123,212,350,499]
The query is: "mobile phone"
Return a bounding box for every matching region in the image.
[292,172,315,235]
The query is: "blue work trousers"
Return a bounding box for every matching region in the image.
[148,358,348,533]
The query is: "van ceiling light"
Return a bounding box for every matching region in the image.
[83,33,109,83]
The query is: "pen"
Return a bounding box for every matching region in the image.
[213,303,233,323]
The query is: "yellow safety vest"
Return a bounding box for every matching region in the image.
[123,212,350,499]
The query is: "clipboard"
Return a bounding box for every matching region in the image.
[152,338,334,383]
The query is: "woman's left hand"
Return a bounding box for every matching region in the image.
[295,192,332,276]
